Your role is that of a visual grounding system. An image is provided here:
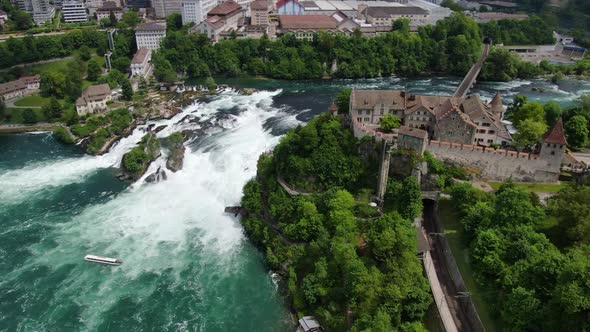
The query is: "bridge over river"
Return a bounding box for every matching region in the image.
[454,42,491,98]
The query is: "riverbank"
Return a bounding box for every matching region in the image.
[0,123,63,134]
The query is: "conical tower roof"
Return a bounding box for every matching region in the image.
[491,93,503,114]
[542,118,567,145]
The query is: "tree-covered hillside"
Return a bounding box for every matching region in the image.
[240,114,432,331]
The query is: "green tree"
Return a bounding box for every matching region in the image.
[565,115,589,148]
[501,287,541,332]
[551,245,590,332]
[12,10,33,30]
[379,114,401,132]
[544,101,562,126]
[121,78,133,101]
[42,97,63,120]
[22,108,37,124]
[549,185,590,246]
[506,95,528,121]
[166,13,183,31]
[78,45,92,61]
[512,101,545,127]
[121,10,139,27]
[514,119,547,147]
[335,88,351,114]
[86,59,102,81]
[111,57,131,73]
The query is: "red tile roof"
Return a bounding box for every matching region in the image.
[543,118,567,145]
[208,0,242,16]
[279,15,338,29]
[251,0,269,10]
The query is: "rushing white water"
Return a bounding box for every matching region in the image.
[1,89,297,330]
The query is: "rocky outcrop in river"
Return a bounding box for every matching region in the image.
[166,132,186,172]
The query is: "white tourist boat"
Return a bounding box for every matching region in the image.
[84,255,123,266]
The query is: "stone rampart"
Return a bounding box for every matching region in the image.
[426,140,560,182]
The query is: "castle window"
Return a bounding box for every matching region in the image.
[364,117,370,122]
[357,117,362,122]
[366,110,371,115]
[488,130,495,134]
[487,139,493,143]
[380,110,384,115]
[358,110,362,115]
[551,151,555,155]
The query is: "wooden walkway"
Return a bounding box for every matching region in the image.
[454,43,491,98]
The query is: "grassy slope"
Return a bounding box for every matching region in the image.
[437,199,501,332]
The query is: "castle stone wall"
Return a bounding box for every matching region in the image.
[426,140,561,182]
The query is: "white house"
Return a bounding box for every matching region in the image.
[181,0,218,25]
[0,75,40,101]
[76,84,112,116]
[131,47,152,77]
[135,22,167,50]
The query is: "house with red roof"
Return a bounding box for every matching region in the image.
[191,0,245,41]
[278,12,358,40]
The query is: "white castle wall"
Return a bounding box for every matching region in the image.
[425,140,561,182]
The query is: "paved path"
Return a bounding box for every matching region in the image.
[4,98,42,109]
[454,43,491,98]
[277,176,312,196]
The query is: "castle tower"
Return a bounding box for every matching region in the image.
[490,93,504,118]
[539,118,567,168]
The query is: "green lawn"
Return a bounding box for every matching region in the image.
[487,181,566,192]
[438,199,501,332]
[14,95,51,107]
[4,108,48,124]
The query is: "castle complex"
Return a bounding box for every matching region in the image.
[348,89,568,182]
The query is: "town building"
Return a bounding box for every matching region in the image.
[131,47,152,77]
[152,0,181,18]
[0,9,8,24]
[250,0,270,26]
[19,0,55,24]
[181,0,218,25]
[502,32,587,65]
[277,0,304,15]
[76,84,112,116]
[468,11,528,23]
[397,126,428,155]
[62,0,88,23]
[349,89,512,147]
[191,0,244,41]
[95,1,124,22]
[360,6,429,27]
[126,0,151,10]
[86,0,122,15]
[278,12,358,40]
[0,75,40,101]
[135,22,166,50]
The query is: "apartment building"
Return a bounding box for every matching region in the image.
[62,0,88,23]
[152,0,181,18]
[181,0,217,25]
[135,22,166,50]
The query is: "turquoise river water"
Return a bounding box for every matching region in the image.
[1,76,589,331]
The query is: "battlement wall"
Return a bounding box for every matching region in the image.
[426,140,560,182]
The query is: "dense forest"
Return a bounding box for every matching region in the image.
[153,13,558,82]
[240,113,432,331]
[449,180,590,331]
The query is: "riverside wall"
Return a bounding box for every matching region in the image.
[426,140,560,182]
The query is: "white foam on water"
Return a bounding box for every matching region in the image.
[4,89,292,330]
[0,89,283,205]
